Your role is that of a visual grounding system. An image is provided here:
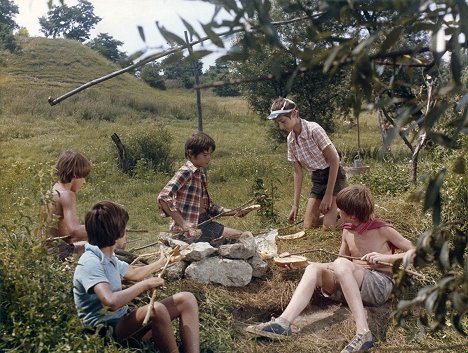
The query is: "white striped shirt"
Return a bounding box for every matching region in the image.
[287,119,334,171]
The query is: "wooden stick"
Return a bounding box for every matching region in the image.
[280,248,426,279]
[126,228,149,233]
[196,195,264,228]
[251,219,304,236]
[45,234,71,241]
[130,251,159,265]
[142,246,181,325]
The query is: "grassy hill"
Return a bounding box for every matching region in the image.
[0,37,466,352]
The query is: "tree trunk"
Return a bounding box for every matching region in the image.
[111,133,130,174]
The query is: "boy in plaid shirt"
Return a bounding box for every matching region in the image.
[267,97,347,228]
[158,132,250,245]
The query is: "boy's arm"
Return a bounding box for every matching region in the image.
[338,231,351,256]
[59,190,87,243]
[321,145,340,213]
[93,278,164,312]
[361,227,415,265]
[157,169,192,226]
[159,200,196,231]
[289,161,304,223]
[124,255,167,282]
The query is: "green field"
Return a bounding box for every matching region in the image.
[0,37,466,352]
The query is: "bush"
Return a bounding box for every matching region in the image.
[122,125,174,176]
[351,160,410,196]
[0,223,114,352]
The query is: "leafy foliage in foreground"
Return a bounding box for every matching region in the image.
[0,221,112,352]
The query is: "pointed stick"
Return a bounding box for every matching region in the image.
[142,246,181,325]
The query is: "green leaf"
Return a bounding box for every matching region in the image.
[137,25,146,43]
[180,17,199,41]
[453,229,466,266]
[452,314,467,336]
[156,23,187,46]
[323,46,340,74]
[423,169,446,225]
[201,22,224,48]
[380,27,403,52]
[424,102,448,131]
[427,131,457,148]
[424,290,439,314]
[450,47,462,85]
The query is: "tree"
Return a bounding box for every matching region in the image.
[203,59,241,97]
[166,0,467,335]
[0,0,19,52]
[87,33,127,64]
[39,0,101,42]
[140,62,166,90]
[161,51,203,89]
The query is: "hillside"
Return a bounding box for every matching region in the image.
[0,37,466,353]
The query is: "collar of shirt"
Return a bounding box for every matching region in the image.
[84,243,118,267]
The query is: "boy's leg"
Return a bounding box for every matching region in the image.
[281,263,335,323]
[114,303,178,352]
[303,197,322,228]
[246,263,335,338]
[114,292,199,353]
[159,292,200,353]
[322,196,339,228]
[331,258,368,333]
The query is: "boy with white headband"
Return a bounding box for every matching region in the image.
[267,97,346,228]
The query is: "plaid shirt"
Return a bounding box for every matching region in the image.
[287,118,334,171]
[158,160,223,231]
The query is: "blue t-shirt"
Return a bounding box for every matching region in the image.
[73,244,129,327]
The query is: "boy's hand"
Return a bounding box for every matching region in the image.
[288,206,298,223]
[144,277,165,291]
[320,194,333,214]
[361,252,389,264]
[182,222,201,238]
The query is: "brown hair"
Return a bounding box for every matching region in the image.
[55,150,91,183]
[85,201,129,248]
[270,97,296,112]
[185,132,216,158]
[336,185,374,223]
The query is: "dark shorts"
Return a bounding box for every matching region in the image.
[310,166,347,199]
[196,213,225,243]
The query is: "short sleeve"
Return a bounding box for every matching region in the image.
[76,255,109,294]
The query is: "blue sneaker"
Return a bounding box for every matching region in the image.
[340,331,374,352]
[245,317,292,340]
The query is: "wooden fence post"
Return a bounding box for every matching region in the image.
[184,31,203,132]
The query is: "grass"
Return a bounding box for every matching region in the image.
[0,37,466,352]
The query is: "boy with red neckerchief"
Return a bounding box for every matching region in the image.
[246,185,415,353]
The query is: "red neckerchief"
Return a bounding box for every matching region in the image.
[343,218,397,253]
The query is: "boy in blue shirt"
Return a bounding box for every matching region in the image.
[73,201,200,353]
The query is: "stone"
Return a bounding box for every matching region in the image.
[180,242,217,261]
[249,255,269,278]
[218,232,256,259]
[185,257,252,287]
[165,261,189,281]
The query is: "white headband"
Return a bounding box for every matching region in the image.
[267,98,296,120]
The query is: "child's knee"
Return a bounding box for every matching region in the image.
[178,292,198,308]
[152,302,170,320]
[331,257,352,274]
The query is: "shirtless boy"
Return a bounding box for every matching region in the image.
[45,149,91,259]
[247,185,415,353]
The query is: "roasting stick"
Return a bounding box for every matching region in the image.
[196,195,265,228]
[142,246,181,325]
[278,248,425,279]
